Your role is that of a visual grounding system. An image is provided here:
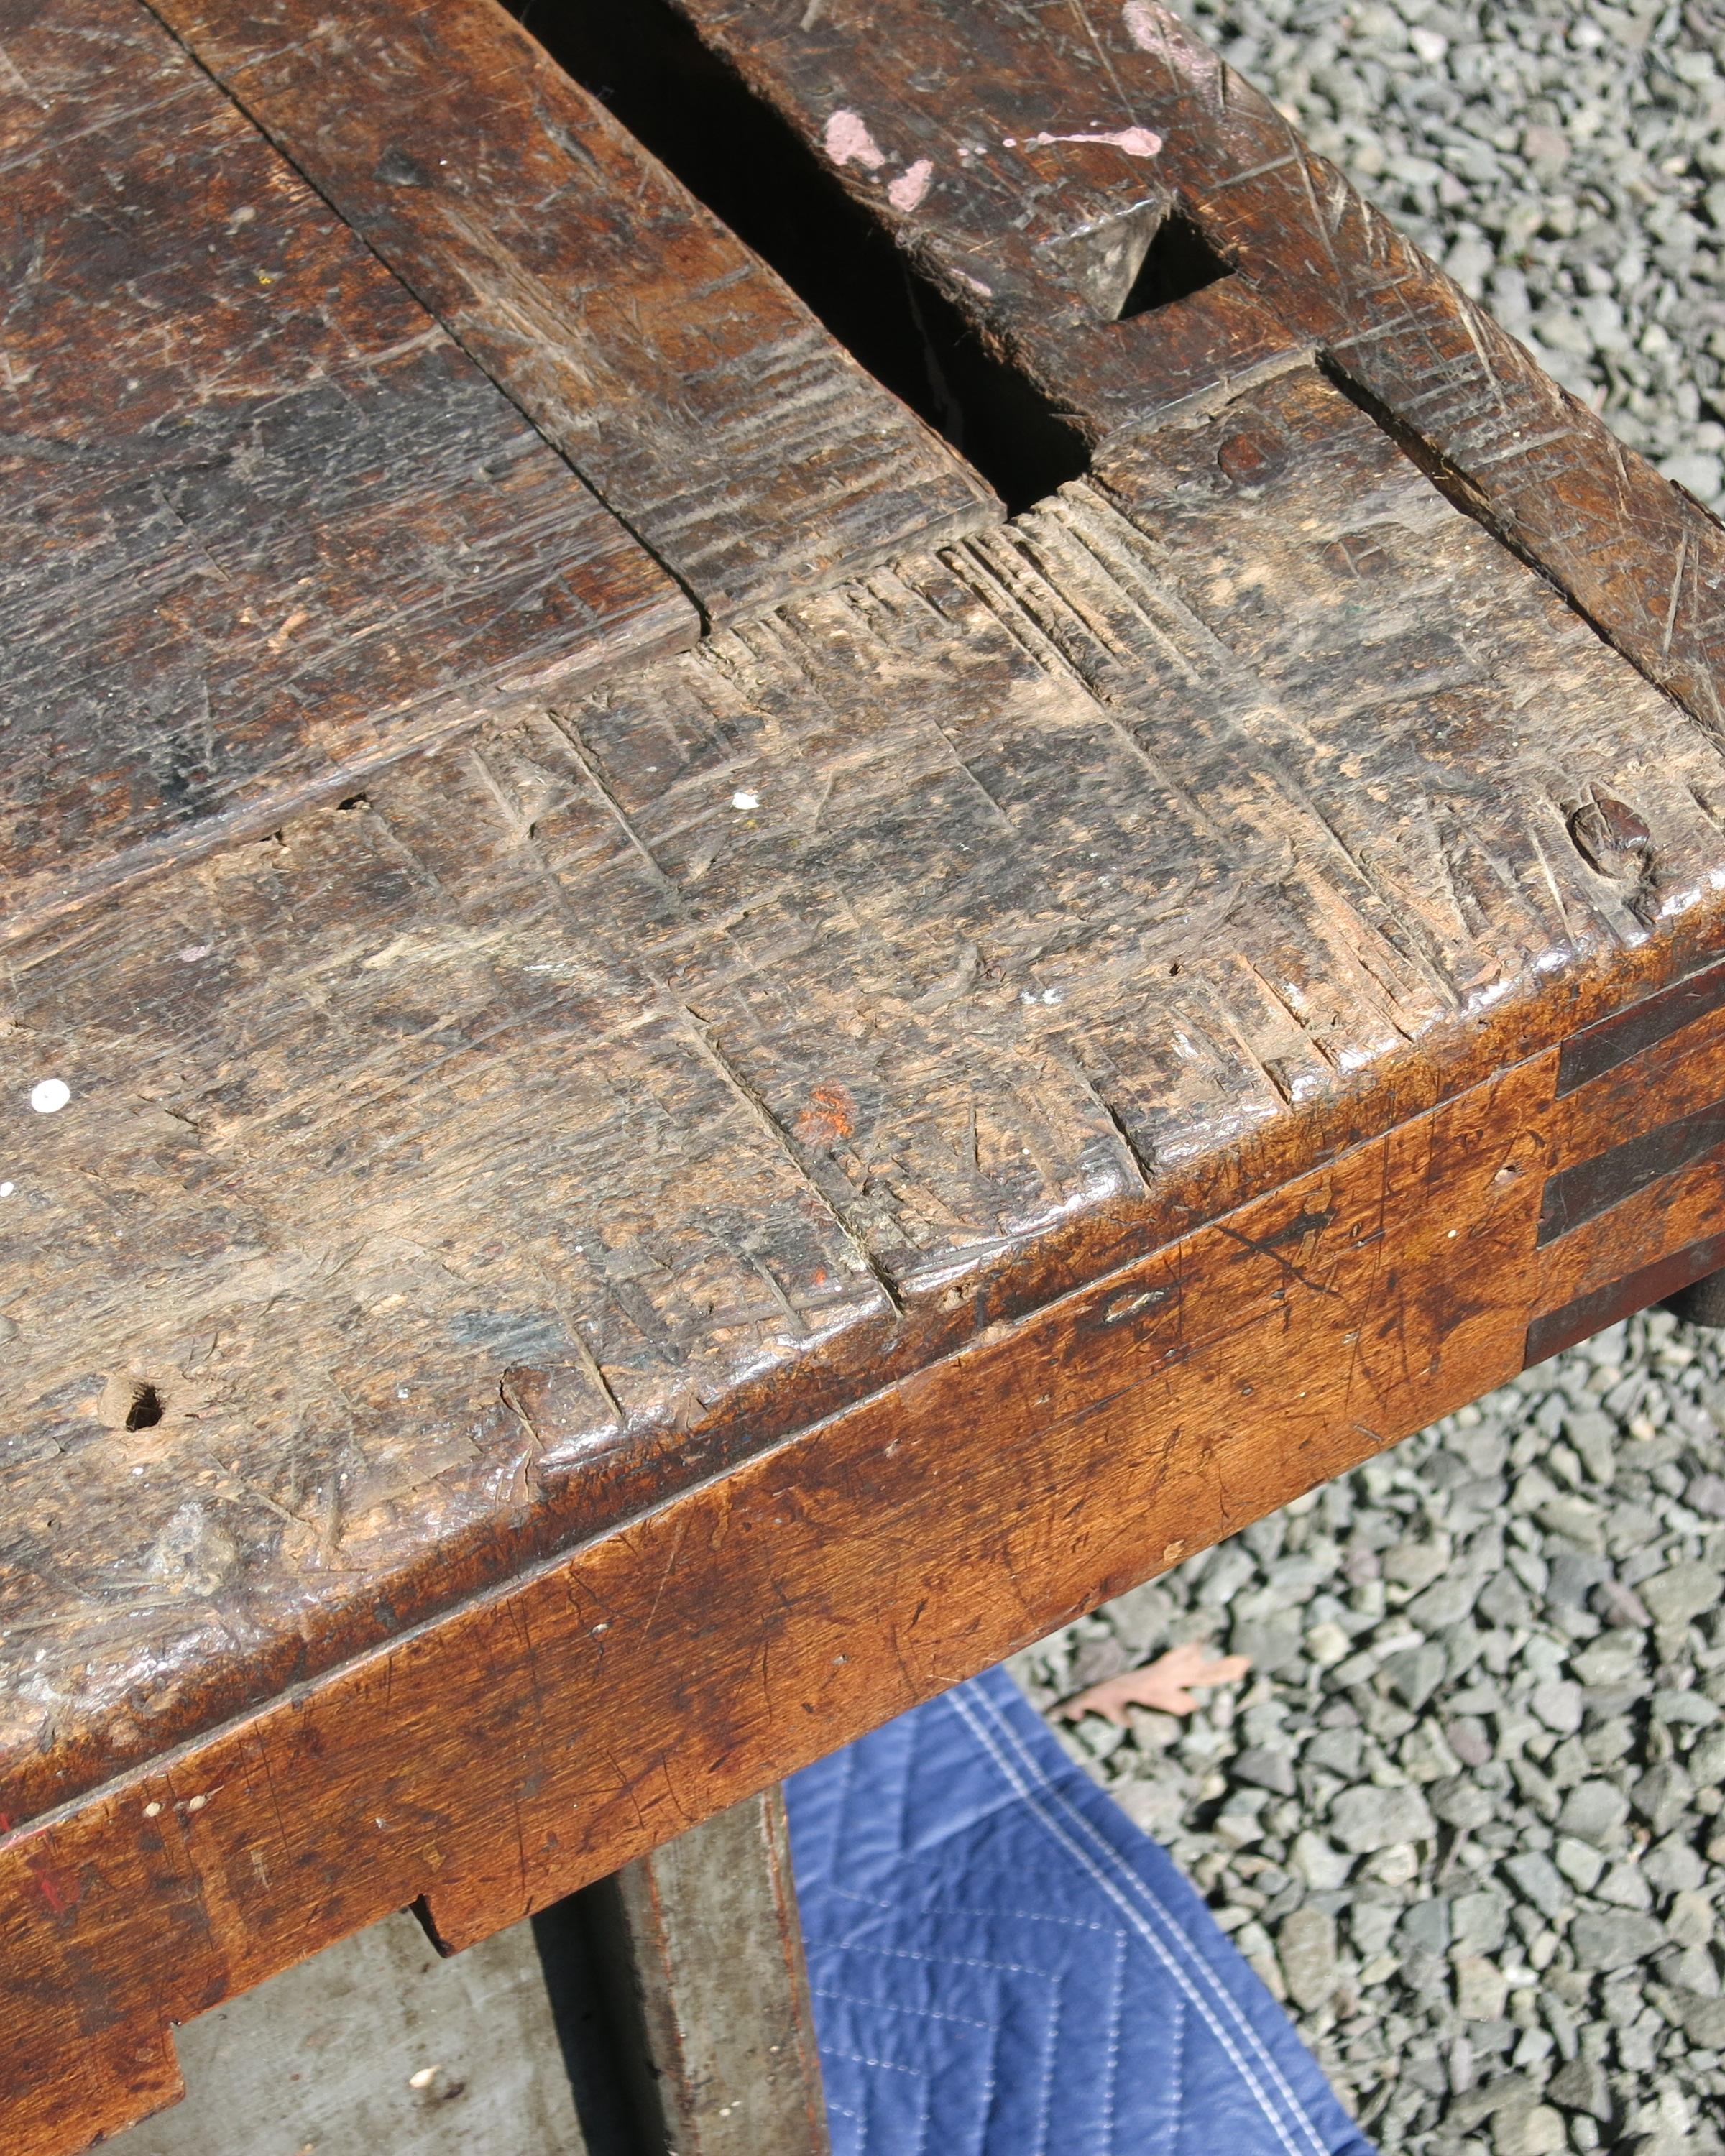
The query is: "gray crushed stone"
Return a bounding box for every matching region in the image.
[1177,0,1725,507]
[1020,3,1725,2147]
[1018,1309,1725,2150]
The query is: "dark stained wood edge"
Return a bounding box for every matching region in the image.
[1538,1097,1725,1245]
[1,1054,1550,2156]
[1558,950,1725,1096]
[1525,1227,1725,1368]
[1536,1146,1725,1323]
[1553,998,1725,1190]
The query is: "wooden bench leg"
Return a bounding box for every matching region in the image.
[1668,1268,1725,1328]
[543,1786,830,2156]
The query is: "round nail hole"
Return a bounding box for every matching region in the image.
[125,1382,165,1431]
[96,1376,167,1431]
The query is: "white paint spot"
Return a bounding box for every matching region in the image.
[0,1184,13,1199]
[1123,0,1161,50]
[823,107,886,170]
[408,2066,438,2090]
[177,944,211,963]
[888,157,934,212]
[143,1800,162,1818]
[1015,126,1163,157]
[29,1079,70,1115]
[731,789,760,811]
[185,1793,207,1812]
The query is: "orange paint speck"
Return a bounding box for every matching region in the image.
[795,1082,856,1148]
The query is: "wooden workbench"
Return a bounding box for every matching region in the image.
[6,0,1725,2145]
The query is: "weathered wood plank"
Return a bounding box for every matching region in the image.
[103,1907,589,2155]
[3,364,1719,1843]
[0,1058,1548,2155]
[569,364,1721,1308]
[8,3,1725,2129]
[576,1788,829,2156]
[143,0,999,621]
[0,0,694,939]
[656,0,1725,730]
[0,754,899,1824]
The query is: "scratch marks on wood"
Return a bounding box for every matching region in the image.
[1665,530,1693,662]
[143,0,1000,620]
[676,1006,911,1320]
[4,366,1724,1847]
[0,0,694,943]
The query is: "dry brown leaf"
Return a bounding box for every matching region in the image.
[1059,1642,1253,1725]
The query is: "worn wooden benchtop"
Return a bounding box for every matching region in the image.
[6,0,1725,2147]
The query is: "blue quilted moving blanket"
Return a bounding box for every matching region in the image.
[787,1665,1374,2156]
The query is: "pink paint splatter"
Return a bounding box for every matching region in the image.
[1016,126,1164,157]
[1123,0,1161,51]
[888,157,934,212]
[824,108,886,170]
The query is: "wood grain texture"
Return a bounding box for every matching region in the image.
[0,0,694,942]
[1552,998,1725,1184]
[5,364,1719,1843]
[658,0,1725,729]
[1528,1227,1725,1366]
[1536,1148,1725,1322]
[1558,951,1725,1095]
[1530,982,1725,1337]
[142,0,1000,622]
[11,4,1725,2132]
[1541,1098,1725,1245]
[1,1058,1547,2154]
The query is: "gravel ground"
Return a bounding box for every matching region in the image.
[1020,4,1725,2149]
[1180,0,1725,503]
[1018,1314,1725,2152]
